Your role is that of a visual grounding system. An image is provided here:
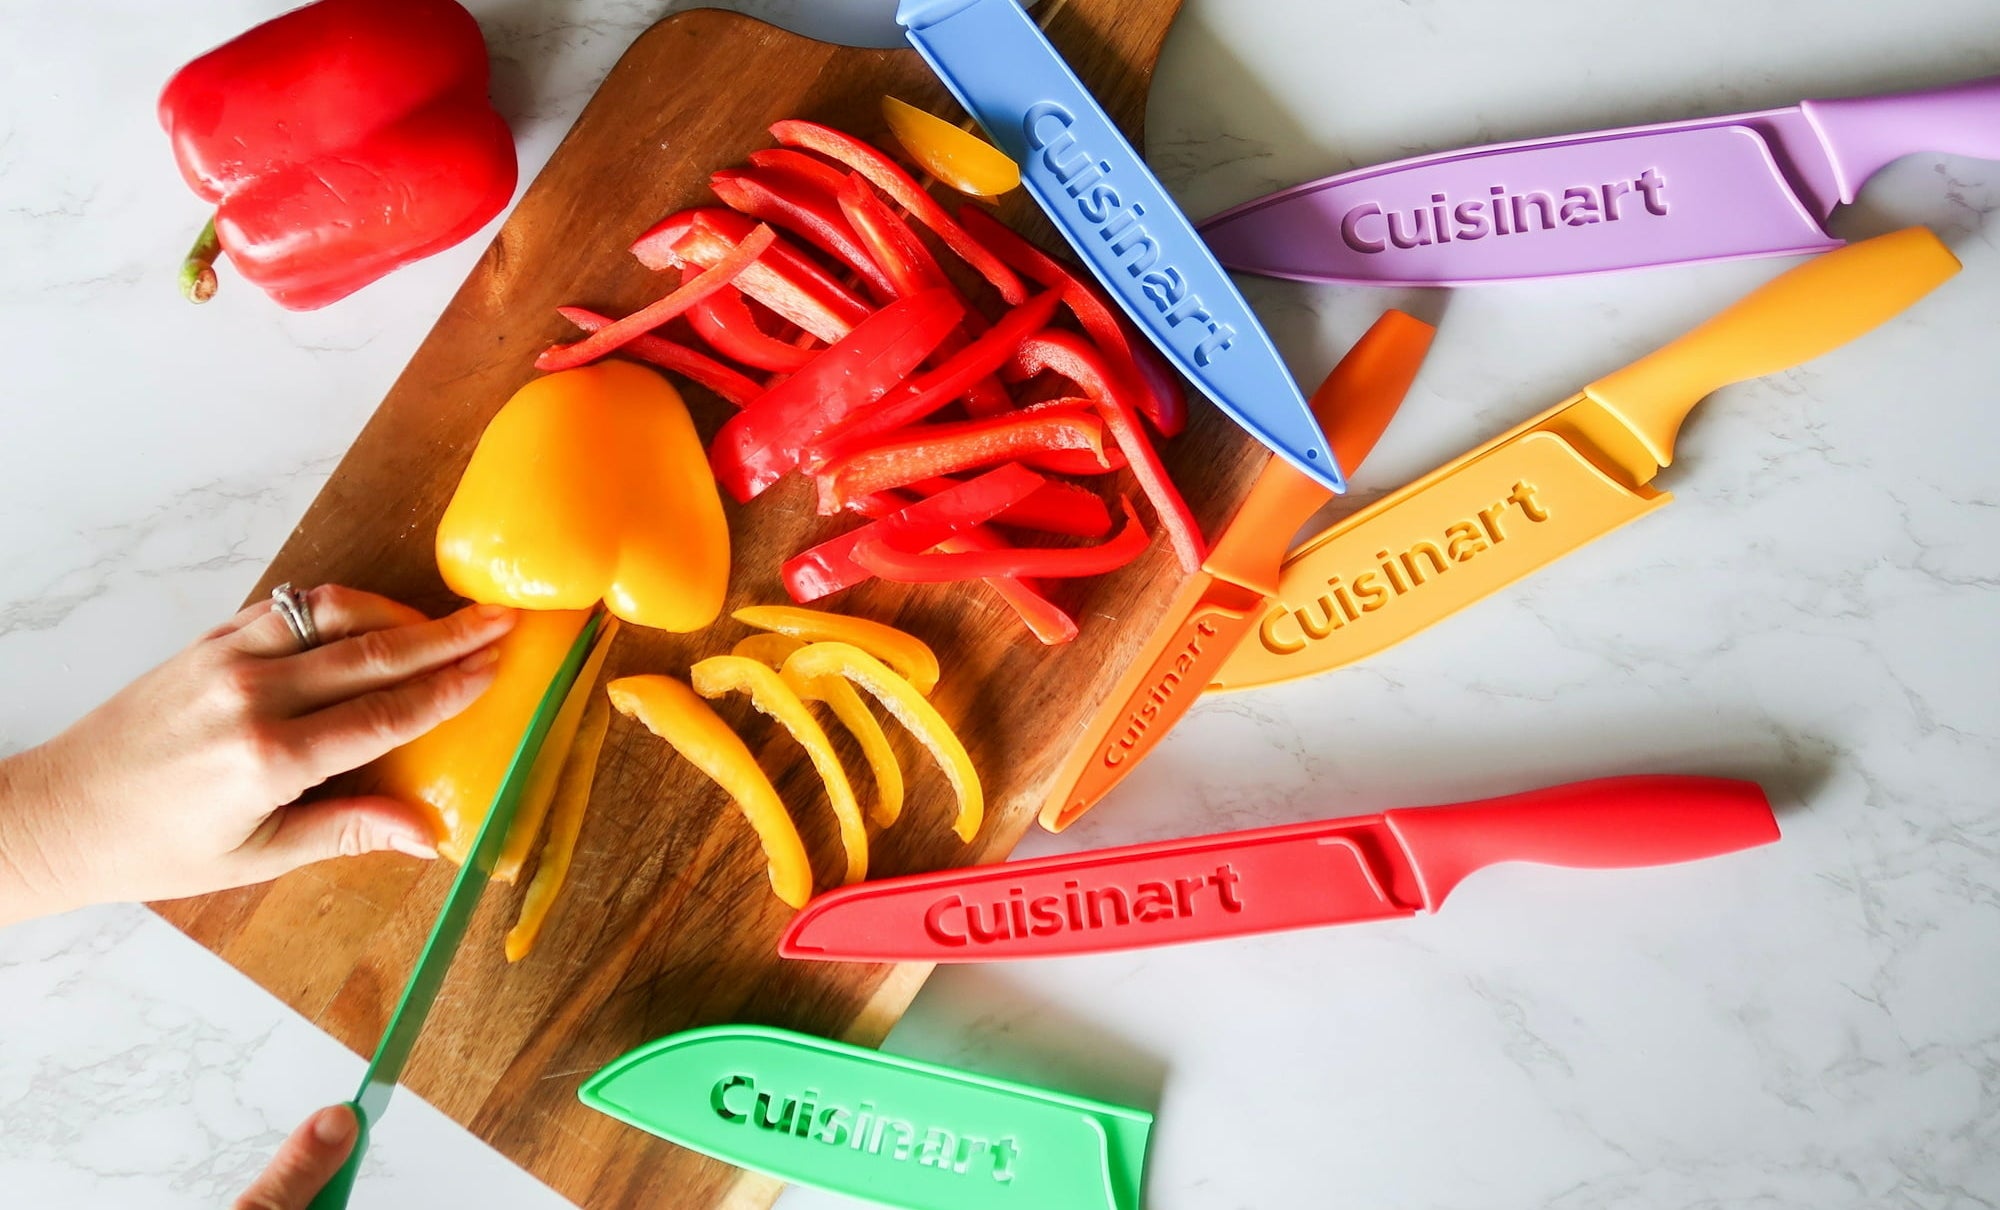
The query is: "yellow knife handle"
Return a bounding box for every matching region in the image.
[1585,227,1960,472]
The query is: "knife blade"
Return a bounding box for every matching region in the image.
[307,609,605,1210]
[1199,73,2000,287]
[782,775,1778,962]
[897,0,1346,493]
[1209,226,1959,693]
[1036,309,1434,834]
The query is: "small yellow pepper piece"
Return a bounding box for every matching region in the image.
[370,608,593,864]
[494,617,620,884]
[691,656,868,887]
[733,605,940,696]
[782,642,982,843]
[437,362,729,633]
[505,691,612,963]
[881,95,1021,199]
[607,674,813,908]
[735,635,905,829]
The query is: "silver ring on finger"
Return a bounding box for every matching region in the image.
[269,582,321,652]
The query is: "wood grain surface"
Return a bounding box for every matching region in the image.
[152,2,1278,1205]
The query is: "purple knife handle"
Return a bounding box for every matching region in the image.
[1803,74,2000,204]
[1381,776,1779,912]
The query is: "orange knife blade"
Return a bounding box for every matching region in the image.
[1038,310,1435,832]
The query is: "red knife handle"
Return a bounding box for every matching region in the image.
[1385,775,1778,911]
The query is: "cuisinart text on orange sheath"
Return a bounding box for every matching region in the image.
[1258,480,1549,655]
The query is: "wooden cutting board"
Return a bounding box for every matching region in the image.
[155,2,1274,1205]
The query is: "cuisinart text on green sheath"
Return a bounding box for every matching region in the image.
[711,1074,1019,1183]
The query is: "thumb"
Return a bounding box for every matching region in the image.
[245,795,440,880]
[235,1104,358,1210]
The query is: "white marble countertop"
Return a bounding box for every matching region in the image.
[3,1,1997,1206]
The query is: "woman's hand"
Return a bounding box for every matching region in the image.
[0,585,515,924]
[235,1105,358,1210]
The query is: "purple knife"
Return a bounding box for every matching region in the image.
[1199,73,2000,286]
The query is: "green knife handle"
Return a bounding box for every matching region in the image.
[1584,227,1959,472]
[305,1101,369,1210]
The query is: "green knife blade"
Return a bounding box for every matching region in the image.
[309,608,605,1210]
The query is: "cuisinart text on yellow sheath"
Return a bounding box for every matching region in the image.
[1258,480,1549,655]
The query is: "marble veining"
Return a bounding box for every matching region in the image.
[1,1,1997,1207]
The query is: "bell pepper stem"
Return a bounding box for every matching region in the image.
[180,216,220,304]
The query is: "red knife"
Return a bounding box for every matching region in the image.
[781,776,1778,962]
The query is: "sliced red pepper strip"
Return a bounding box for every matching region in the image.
[711,287,965,501]
[1019,445,1127,475]
[909,475,1113,538]
[537,225,775,372]
[959,206,1186,437]
[745,147,851,197]
[856,496,1147,582]
[1010,329,1203,571]
[836,173,946,298]
[851,491,1079,645]
[770,119,1026,305]
[555,306,763,408]
[686,288,817,373]
[784,464,1047,602]
[632,207,868,342]
[710,168,899,304]
[815,408,1106,514]
[800,288,1062,470]
[835,172,1014,417]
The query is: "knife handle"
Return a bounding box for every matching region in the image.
[1583,227,1959,472]
[1804,74,2000,205]
[1385,776,1778,911]
[304,1101,368,1210]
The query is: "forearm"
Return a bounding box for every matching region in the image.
[0,747,80,927]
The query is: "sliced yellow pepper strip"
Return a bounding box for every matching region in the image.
[495,616,621,884]
[730,633,806,668]
[782,642,981,843]
[691,655,868,887]
[607,674,813,908]
[734,634,904,829]
[733,605,940,696]
[504,691,612,963]
[882,95,1021,199]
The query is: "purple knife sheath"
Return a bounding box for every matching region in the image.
[1198,73,2000,286]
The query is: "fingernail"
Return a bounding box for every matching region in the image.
[314,1105,357,1147]
[475,603,514,622]
[387,833,439,860]
[457,645,502,673]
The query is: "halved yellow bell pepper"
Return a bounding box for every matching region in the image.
[606,674,813,908]
[733,605,939,696]
[691,655,868,887]
[782,642,981,843]
[881,95,1020,199]
[733,634,905,829]
[437,362,729,632]
[369,608,593,863]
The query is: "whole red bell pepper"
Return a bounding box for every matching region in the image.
[159,0,516,310]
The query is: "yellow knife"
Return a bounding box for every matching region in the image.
[1211,227,1960,691]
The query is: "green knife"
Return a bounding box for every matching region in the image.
[308,609,605,1210]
